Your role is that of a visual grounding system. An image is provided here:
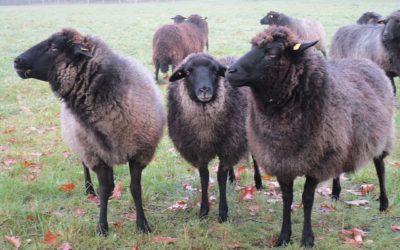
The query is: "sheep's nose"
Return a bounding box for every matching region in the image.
[228,68,238,74]
[199,86,211,93]
[14,57,22,64]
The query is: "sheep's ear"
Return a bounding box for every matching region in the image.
[217,64,228,77]
[169,68,186,82]
[72,44,93,58]
[290,40,318,55]
[377,19,386,24]
[203,17,208,20]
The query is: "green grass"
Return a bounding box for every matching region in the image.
[1,0,400,249]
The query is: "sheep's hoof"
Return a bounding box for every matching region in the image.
[199,208,209,220]
[331,194,340,201]
[379,197,389,211]
[218,213,228,223]
[300,234,315,248]
[255,183,264,190]
[96,223,109,236]
[275,233,291,247]
[85,184,96,196]
[137,219,151,234]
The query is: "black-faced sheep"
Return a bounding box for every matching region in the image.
[330,10,400,94]
[227,26,395,247]
[171,14,187,23]
[260,11,326,56]
[168,53,262,222]
[152,14,209,81]
[357,11,383,24]
[14,28,165,235]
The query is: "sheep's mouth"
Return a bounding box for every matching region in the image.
[14,66,32,79]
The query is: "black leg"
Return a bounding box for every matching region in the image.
[301,176,319,247]
[275,178,293,246]
[155,61,159,81]
[228,167,235,183]
[129,160,151,233]
[83,162,96,195]
[374,152,389,211]
[253,158,263,190]
[217,164,229,222]
[206,40,209,51]
[390,76,396,95]
[199,166,210,219]
[331,176,341,200]
[92,162,114,236]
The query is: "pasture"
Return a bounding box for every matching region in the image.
[1,0,400,249]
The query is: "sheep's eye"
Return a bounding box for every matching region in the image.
[50,44,58,52]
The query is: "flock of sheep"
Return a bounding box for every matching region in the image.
[12,8,400,248]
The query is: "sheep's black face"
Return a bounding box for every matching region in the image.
[169,54,227,103]
[171,15,186,23]
[14,31,92,82]
[260,12,280,25]
[381,13,400,42]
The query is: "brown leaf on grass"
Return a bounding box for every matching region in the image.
[3,158,17,166]
[0,145,9,151]
[360,184,375,195]
[26,214,35,221]
[341,228,367,247]
[112,181,123,199]
[43,230,58,245]
[228,243,242,249]
[87,194,100,206]
[24,174,37,182]
[168,198,189,211]
[317,186,332,197]
[247,204,261,215]
[74,208,85,218]
[20,106,33,114]
[235,165,247,180]
[59,183,76,193]
[261,175,273,181]
[125,212,136,221]
[132,244,139,250]
[153,236,177,245]
[5,236,21,249]
[344,199,369,207]
[21,160,36,168]
[318,203,336,213]
[291,202,303,212]
[112,221,126,228]
[4,126,16,134]
[343,237,363,247]
[58,242,73,250]
[391,225,400,232]
[241,185,256,200]
[63,151,72,158]
[182,182,196,191]
[266,235,279,248]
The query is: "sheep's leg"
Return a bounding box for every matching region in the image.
[92,163,115,236]
[301,176,318,247]
[199,166,210,219]
[82,162,96,195]
[155,62,160,81]
[129,160,151,233]
[275,178,293,246]
[390,77,396,95]
[331,176,341,200]
[228,167,235,183]
[374,152,389,211]
[253,158,263,190]
[206,40,209,51]
[217,164,229,222]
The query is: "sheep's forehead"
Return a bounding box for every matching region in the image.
[188,57,217,68]
[51,29,85,45]
[251,27,298,48]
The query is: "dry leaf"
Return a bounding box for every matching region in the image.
[59,183,76,193]
[228,243,242,249]
[43,230,58,245]
[343,237,363,247]
[317,186,332,197]
[360,184,375,195]
[318,203,336,213]
[5,236,21,249]
[132,244,139,250]
[391,225,400,232]
[345,199,369,206]
[241,185,256,200]
[87,194,100,206]
[235,165,247,180]
[3,158,17,166]
[291,202,303,212]
[168,198,189,211]
[153,236,177,245]
[74,208,85,218]
[261,175,273,181]
[112,181,123,199]
[63,151,72,158]
[58,242,73,250]
[112,221,125,228]
[125,212,137,221]
[247,204,261,215]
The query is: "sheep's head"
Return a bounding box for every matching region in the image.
[260,11,281,25]
[356,12,382,25]
[227,26,317,100]
[169,53,227,103]
[14,28,93,82]
[379,10,400,42]
[186,14,208,27]
[171,15,187,23]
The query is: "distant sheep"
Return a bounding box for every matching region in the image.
[227,26,395,247]
[168,53,262,222]
[330,10,400,93]
[356,11,383,24]
[260,11,327,56]
[14,28,165,235]
[152,14,209,81]
[171,14,186,23]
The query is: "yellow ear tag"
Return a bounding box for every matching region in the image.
[293,43,301,51]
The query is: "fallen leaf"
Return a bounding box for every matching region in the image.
[112,221,125,228]
[318,203,336,213]
[58,242,73,250]
[346,189,363,196]
[5,236,21,249]
[360,184,375,195]
[63,151,72,158]
[21,160,36,168]
[391,225,400,232]
[228,243,242,249]
[59,183,76,193]
[4,126,16,134]
[132,244,139,250]
[343,237,363,247]
[291,202,303,212]
[125,212,137,221]
[182,183,196,191]
[74,208,85,218]
[3,158,17,166]
[247,204,261,215]
[235,165,247,180]
[0,145,9,151]
[261,175,273,181]
[112,181,123,199]
[241,185,256,201]
[87,194,100,206]
[345,199,369,207]
[26,214,35,221]
[153,236,177,245]
[317,186,332,197]
[43,230,58,245]
[168,198,189,211]
[20,106,33,114]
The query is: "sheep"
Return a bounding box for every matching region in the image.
[168,53,262,222]
[356,11,383,24]
[226,26,395,247]
[329,10,400,94]
[14,28,165,236]
[152,14,209,81]
[260,11,327,57]
[171,14,186,23]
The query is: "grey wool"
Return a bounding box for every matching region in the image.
[152,14,209,81]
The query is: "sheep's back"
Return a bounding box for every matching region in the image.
[288,19,326,52]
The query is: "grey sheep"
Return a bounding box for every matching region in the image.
[227,26,395,247]
[171,14,187,23]
[357,11,383,24]
[152,14,209,81]
[14,28,165,235]
[168,53,262,222]
[260,11,327,56]
[330,10,400,93]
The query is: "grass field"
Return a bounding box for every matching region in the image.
[1,0,400,249]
